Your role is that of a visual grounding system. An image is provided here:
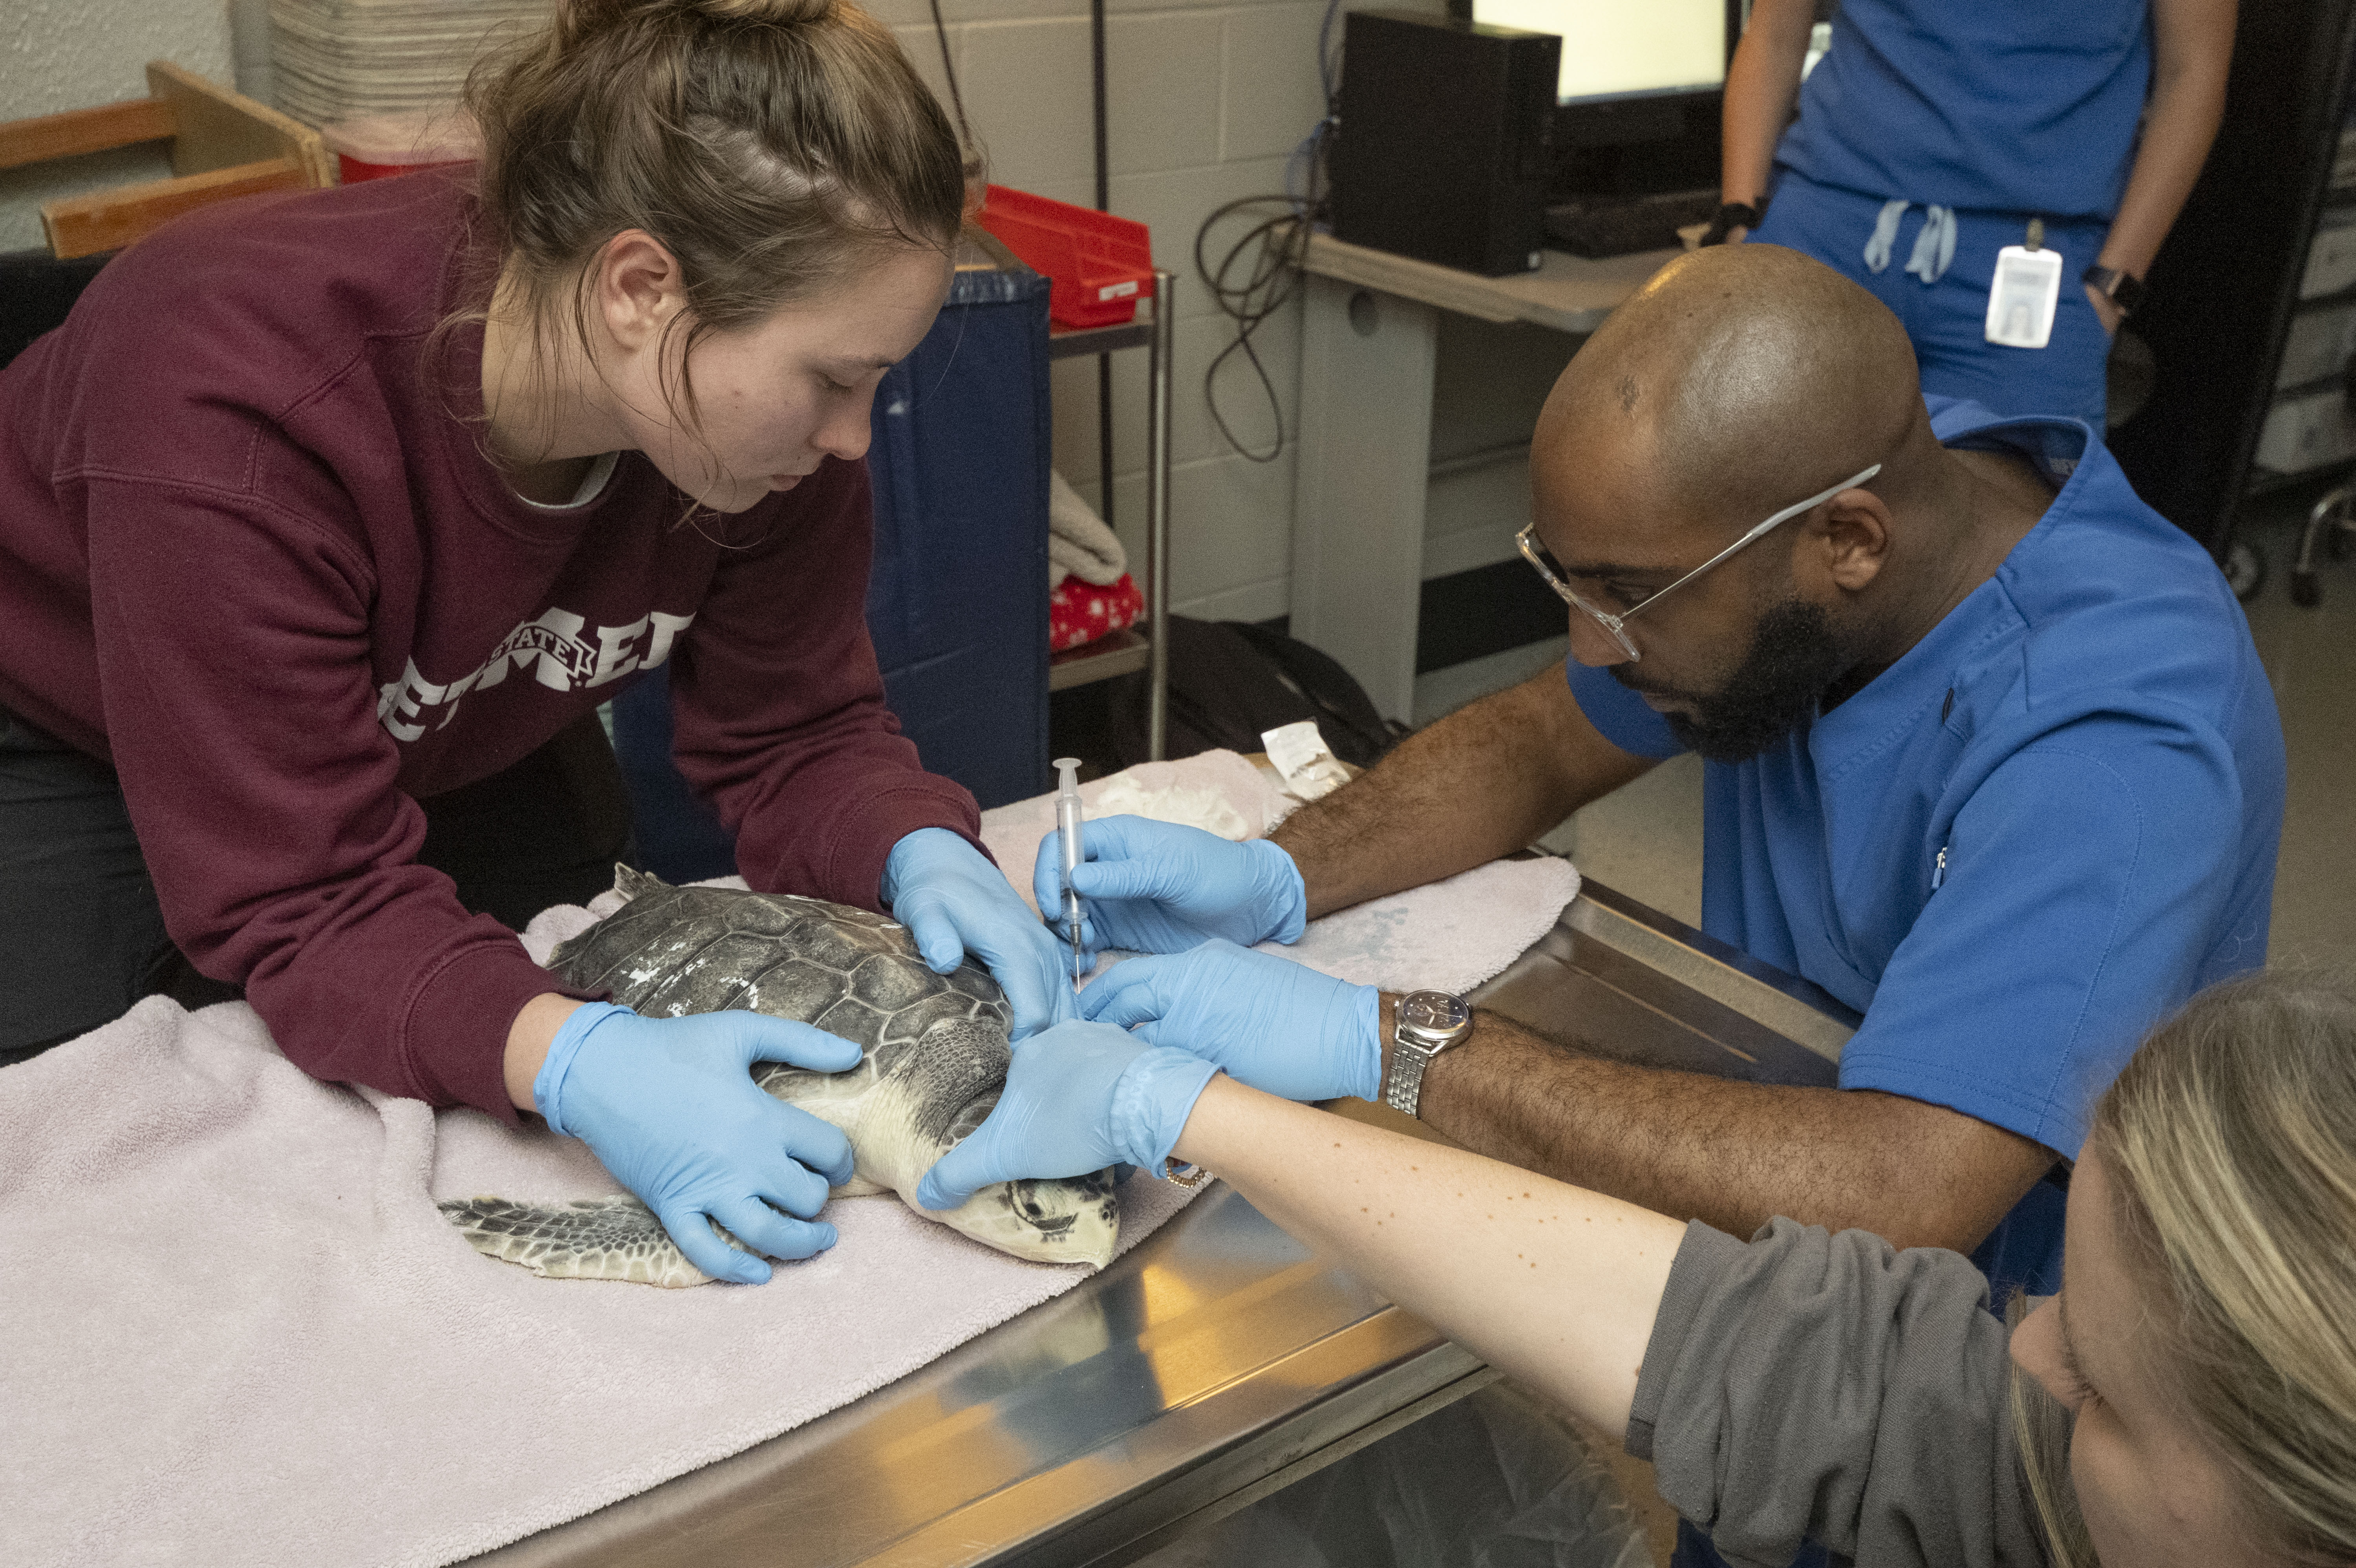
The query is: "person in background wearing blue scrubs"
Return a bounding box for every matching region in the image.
[1029,242,2282,1323]
[1706,0,2236,428]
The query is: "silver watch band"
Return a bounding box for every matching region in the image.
[1382,1040,1434,1118]
[1380,991,1472,1119]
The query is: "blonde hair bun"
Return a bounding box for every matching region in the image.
[454,0,965,449]
[684,0,837,25]
[465,0,964,313]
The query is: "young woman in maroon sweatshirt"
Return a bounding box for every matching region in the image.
[0,0,1068,1284]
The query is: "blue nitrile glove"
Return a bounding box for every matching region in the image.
[536,1001,861,1285]
[914,1020,1218,1211]
[1080,938,1380,1103]
[1030,815,1308,957]
[884,827,1077,1041]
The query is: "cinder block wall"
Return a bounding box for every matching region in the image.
[0,0,236,253]
[871,0,1438,623]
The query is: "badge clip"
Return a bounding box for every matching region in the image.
[1986,219,2061,350]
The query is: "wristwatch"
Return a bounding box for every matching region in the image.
[2082,264,2147,317]
[1381,991,1474,1120]
[1699,199,1766,247]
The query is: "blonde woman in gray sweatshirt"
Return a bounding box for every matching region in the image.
[931,967,2356,1568]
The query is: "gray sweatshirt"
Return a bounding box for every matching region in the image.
[1628,1217,2051,1568]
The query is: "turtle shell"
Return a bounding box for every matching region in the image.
[438,868,1121,1286]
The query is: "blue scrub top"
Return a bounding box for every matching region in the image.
[1569,399,2285,1295]
[1775,0,2154,219]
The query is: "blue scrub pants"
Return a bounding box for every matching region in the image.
[1752,169,2113,427]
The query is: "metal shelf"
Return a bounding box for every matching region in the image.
[1043,277,1175,754]
[1048,627,1150,690]
[1046,317,1154,359]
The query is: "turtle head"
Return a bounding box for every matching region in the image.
[929,1153,1123,1269]
[904,1022,1123,1267]
[998,1167,1123,1266]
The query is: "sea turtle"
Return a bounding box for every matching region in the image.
[439,868,1120,1285]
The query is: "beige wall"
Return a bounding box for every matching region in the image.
[870,0,1441,623]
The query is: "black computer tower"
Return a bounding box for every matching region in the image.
[1330,10,1559,277]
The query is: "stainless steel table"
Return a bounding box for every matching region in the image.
[473,881,1857,1568]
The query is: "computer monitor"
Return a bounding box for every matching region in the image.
[1449,0,1736,194]
[1464,0,1727,106]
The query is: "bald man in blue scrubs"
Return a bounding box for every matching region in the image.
[1037,245,2282,1328]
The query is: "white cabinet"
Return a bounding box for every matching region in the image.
[2276,301,2356,388]
[2252,160,2356,479]
[2257,387,2356,473]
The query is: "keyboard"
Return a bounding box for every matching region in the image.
[1543,189,1723,259]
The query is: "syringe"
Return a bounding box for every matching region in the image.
[1053,757,1087,987]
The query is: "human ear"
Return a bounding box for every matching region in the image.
[593,229,687,355]
[2008,1294,2084,1413]
[1812,487,1894,593]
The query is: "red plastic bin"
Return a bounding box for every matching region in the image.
[319,112,477,184]
[974,185,1154,329]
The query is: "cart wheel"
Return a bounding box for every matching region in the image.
[2292,568,2322,607]
[2225,540,2267,602]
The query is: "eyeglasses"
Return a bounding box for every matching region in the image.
[1516,464,1882,662]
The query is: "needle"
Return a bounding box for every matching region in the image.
[1054,757,1087,988]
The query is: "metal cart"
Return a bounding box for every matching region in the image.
[1043,272,1177,762]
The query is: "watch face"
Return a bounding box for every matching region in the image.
[1400,991,1471,1033]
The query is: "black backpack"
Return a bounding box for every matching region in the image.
[1112,617,1409,769]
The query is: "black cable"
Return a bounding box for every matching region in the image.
[1091,0,1114,528]
[924,0,974,155]
[1193,195,1317,464]
[1193,13,1339,466]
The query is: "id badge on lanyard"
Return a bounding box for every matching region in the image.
[1985,221,2062,350]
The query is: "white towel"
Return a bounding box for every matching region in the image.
[983,749,1582,996]
[1048,467,1127,588]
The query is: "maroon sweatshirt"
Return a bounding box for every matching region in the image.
[0,173,981,1121]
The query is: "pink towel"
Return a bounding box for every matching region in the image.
[0,996,1196,1567]
[1,754,1578,1567]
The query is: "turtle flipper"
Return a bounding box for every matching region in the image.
[437,1194,738,1288]
[610,864,672,904]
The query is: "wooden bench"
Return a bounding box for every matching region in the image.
[0,62,334,260]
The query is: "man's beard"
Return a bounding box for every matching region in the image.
[1615,600,1848,763]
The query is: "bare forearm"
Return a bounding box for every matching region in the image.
[2099,0,2234,277]
[1721,0,1814,208]
[1272,663,1650,918]
[504,993,585,1111]
[1173,1073,1679,1437]
[1413,1009,2055,1255]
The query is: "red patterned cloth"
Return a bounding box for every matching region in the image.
[1049,572,1145,651]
